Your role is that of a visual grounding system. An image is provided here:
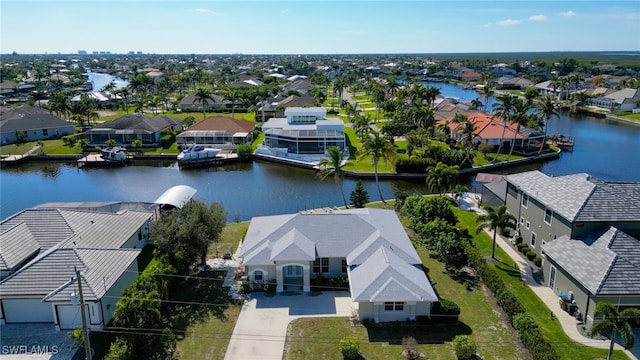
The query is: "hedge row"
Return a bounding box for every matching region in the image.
[513,314,560,360]
[467,246,559,360]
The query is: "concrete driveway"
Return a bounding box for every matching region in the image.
[224,291,355,360]
[0,324,78,360]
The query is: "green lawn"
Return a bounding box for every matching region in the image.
[0,139,83,155]
[284,212,527,359]
[208,221,249,259]
[623,113,640,121]
[473,152,526,166]
[453,209,629,360]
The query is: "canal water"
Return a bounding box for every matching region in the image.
[87,71,128,92]
[1,80,639,222]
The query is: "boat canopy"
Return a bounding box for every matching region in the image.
[154,185,197,209]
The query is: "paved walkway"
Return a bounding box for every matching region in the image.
[224,291,355,360]
[460,193,637,360]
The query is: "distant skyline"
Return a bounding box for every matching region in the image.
[1,1,639,55]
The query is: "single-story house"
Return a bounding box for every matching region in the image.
[85,113,182,146]
[0,203,156,330]
[494,77,534,90]
[176,116,255,150]
[179,94,243,112]
[237,208,438,323]
[0,106,75,145]
[257,94,316,121]
[436,112,544,150]
[588,88,640,111]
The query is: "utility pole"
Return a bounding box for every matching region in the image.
[75,267,92,360]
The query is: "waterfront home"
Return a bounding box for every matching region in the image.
[176,116,255,150]
[588,88,640,112]
[493,77,534,90]
[0,202,156,330]
[255,107,346,167]
[85,113,182,146]
[436,112,544,150]
[503,170,640,327]
[237,209,438,323]
[0,106,76,145]
[257,94,316,121]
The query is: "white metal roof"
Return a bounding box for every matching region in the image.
[153,185,197,209]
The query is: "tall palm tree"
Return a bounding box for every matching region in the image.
[352,113,372,140]
[359,131,396,203]
[536,95,561,155]
[491,93,517,163]
[194,88,214,120]
[49,91,72,120]
[425,86,441,107]
[426,162,459,195]
[470,97,483,110]
[333,78,345,106]
[475,204,516,259]
[117,87,131,113]
[587,302,640,360]
[479,85,494,112]
[412,104,435,130]
[317,146,349,208]
[506,98,532,160]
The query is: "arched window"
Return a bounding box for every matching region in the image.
[254,270,263,281]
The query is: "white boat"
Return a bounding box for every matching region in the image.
[177,145,221,163]
[100,146,128,162]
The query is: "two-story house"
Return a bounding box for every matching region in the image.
[504,170,640,327]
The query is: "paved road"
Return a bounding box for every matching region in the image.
[224,291,355,360]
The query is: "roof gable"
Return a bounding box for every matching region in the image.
[0,223,40,271]
[270,229,316,261]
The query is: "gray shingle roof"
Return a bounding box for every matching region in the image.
[505,171,640,222]
[349,247,437,302]
[0,113,73,133]
[0,223,40,271]
[0,247,140,301]
[1,209,74,251]
[542,227,640,295]
[270,229,316,262]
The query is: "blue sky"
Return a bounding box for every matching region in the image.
[1,1,639,54]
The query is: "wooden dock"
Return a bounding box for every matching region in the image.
[77,154,133,168]
[0,146,42,166]
[178,153,238,169]
[546,134,575,151]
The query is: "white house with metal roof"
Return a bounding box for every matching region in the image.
[237,208,438,323]
[503,170,640,328]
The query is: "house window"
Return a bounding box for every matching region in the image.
[530,232,537,248]
[520,217,525,225]
[254,270,263,281]
[313,258,329,273]
[42,129,48,136]
[544,208,553,225]
[525,221,530,230]
[384,302,405,312]
[341,259,347,273]
[521,194,529,208]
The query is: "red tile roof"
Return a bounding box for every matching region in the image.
[187,116,255,132]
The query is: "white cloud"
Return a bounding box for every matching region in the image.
[479,23,492,28]
[529,15,547,21]
[496,19,522,26]
[559,11,576,17]
[195,8,221,16]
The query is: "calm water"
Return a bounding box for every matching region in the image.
[88,71,128,92]
[1,80,639,221]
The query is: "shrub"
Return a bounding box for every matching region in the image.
[520,245,531,254]
[452,335,477,360]
[236,143,253,161]
[526,250,536,261]
[401,336,420,360]
[62,134,82,146]
[497,290,525,321]
[160,134,173,148]
[516,243,528,251]
[501,227,512,237]
[431,298,461,323]
[338,336,360,359]
[265,279,277,293]
[239,280,251,294]
[534,256,542,267]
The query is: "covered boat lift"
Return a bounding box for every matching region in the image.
[154,185,197,210]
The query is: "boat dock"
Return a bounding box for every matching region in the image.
[77,153,134,168]
[0,146,42,166]
[546,134,575,151]
[178,152,239,168]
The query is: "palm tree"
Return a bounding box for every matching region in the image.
[352,113,372,140]
[475,204,517,259]
[194,88,214,120]
[506,98,532,161]
[49,91,72,120]
[317,146,349,208]
[536,95,561,155]
[457,119,478,149]
[117,87,131,113]
[470,97,483,110]
[587,302,640,360]
[452,184,469,208]
[333,78,345,106]
[491,93,517,163]
[411,104,435,130]
[425,86,441,107]
[359,131,396,203]
[479,86,494,112]
[426,162,459,195]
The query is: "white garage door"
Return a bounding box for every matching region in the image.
[56,304,88,330]
[3,299,53,323]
